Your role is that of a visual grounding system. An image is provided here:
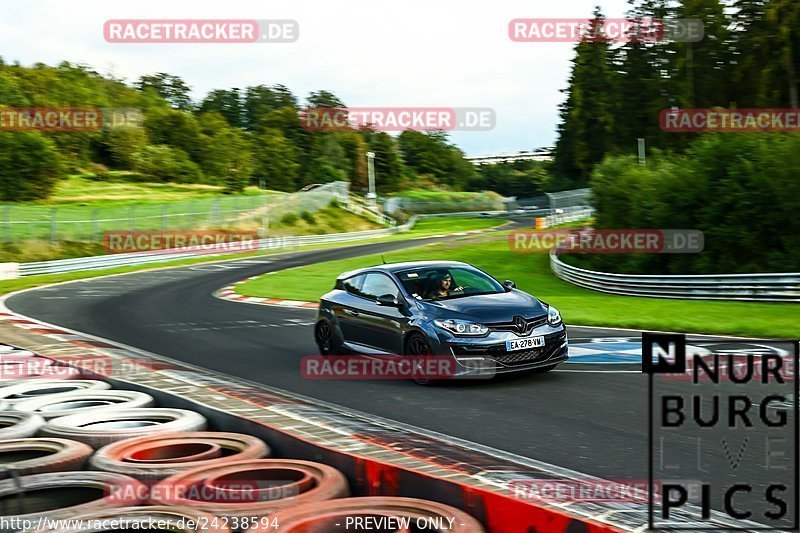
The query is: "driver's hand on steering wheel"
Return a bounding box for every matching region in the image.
[453,285,464,292]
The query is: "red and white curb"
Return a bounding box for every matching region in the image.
[215,277,319,309]
[213,226,504,310]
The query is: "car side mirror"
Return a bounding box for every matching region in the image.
[503,280,516,291]
[377,294,402,307]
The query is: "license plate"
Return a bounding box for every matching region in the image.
[506,336,545,351]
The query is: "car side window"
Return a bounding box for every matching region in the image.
[359,273,400,301]
[342,274,365,296]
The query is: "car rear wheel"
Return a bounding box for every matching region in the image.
[404,334,438,386]
[314,321,335,355]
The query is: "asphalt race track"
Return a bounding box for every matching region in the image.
[6,223,796,526]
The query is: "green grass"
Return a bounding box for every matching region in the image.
[390,189,502,200]
[44,175,273,206]
[235,235,800,339]
[268,206,381,236]
[2,176,283,242]
[0,216,506,296]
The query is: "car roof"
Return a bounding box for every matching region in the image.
[337,260,471,279]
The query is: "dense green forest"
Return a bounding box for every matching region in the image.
[0,63,541,202]
[552,0,799,187]
[552,0,800,274]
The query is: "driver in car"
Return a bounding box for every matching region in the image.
[426,272,464,299]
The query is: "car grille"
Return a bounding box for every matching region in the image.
[486,315,548,336]
[452,331,566,367]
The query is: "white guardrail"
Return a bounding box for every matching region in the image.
[550,251,800,302]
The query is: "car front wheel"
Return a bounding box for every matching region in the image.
[404,333,438,386]
[314,320,336,355]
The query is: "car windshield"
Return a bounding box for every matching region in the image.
[396,266,504,301]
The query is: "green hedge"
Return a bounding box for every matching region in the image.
[573,134,800,274]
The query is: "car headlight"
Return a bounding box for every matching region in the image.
[547,305,562,326]
[433,319,488,336]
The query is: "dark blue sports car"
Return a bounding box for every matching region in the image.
[313,260,568,382]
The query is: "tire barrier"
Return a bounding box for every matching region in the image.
[40,408,208,448]
[12,390,155,419]
[0,380,111,406]
[253,497,487,532]
[0,356,80,382]
[0,471,146,523]
[0,411,44,439]
[90,432,271,481]
[19,506,233,533]
[149,459,350,519]
[0,438,93,478]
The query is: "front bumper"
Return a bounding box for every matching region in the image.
[431,325,569,377]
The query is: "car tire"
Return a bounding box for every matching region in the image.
[314,320,337,355]
[149,458,349,519]
[40,408,208,448]
[90,432,271,481]
[0,471,146,521]
[12,390,155,419]
[0,379,112,407]
[0,411,45,439]
[0,438,94,478]
[404,333,439,386]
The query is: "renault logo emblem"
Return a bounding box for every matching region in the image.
[514,316,527,334]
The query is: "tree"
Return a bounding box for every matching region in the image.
[144,108,207,162]
[552,8,616,186]
[133,145,202,183]
[104,125,149,169]
[365,130,406,192]
[251,128,299,191]
[136,73,192,110]
[0,130,64,201]
[398,130,474,189]
[306,90,346,108]
[335,130,369,189]
[244,84,298,130]
[199,89,244,128]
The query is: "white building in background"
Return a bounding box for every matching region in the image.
[465,147,554,165]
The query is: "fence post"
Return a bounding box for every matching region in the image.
[2,206,10,243]
[92,209,100,242]
[49,207,58,243]
[187,200,194,230]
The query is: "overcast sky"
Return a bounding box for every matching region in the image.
[3,0,631,156]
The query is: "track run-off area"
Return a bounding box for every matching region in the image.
[5,219,796,527]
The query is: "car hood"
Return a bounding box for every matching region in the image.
[420,290,547,322]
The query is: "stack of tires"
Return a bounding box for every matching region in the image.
[0,349,485,532]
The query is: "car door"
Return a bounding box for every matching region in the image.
[349,272,406,354]
[333,273,366,343]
